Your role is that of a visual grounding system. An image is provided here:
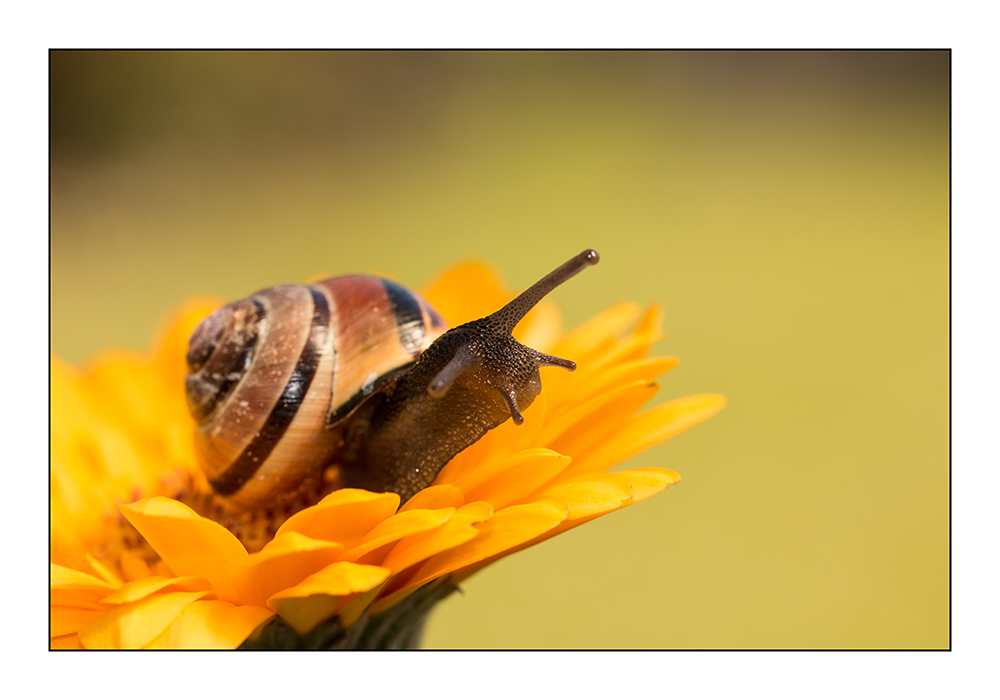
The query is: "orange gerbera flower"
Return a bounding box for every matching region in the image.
[50,260,725,649]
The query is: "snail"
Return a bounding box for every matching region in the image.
[185,248,599,510]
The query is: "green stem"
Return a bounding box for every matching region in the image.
[239,579,459,650]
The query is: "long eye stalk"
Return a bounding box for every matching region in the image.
[487,249,600,335]
[428,249,599,397]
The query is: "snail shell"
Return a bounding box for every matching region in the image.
[186,250,599,510]
[185,276,447,510]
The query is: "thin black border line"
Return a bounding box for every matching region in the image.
[48,49,952,651]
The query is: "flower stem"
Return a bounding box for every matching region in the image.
[239,579,459,650]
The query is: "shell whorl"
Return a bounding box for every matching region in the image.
[185,276,448,510]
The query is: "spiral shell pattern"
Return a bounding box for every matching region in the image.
[185,276,448,510]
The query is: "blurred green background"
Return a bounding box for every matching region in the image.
[50,51,949,649]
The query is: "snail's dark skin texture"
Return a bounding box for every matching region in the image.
[340,249,599,503]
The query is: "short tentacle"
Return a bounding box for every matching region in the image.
[532,351,577,371]
[500,384,525,425]
[428,345,482,398]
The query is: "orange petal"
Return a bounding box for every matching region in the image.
[562,394,727,478]
[532,471,635,520]
[515,300,562,352]
[452,449,568,497]
[617,467,682,502]
[541,380,660,450]
[119,549,153,581]
[380,501,494,574]
[336,580,392,629]
[81,351,197,475]
[406,499,569,592]
[51,565,117,611]
[267,562,391,636]
[635,304,664,335]
[547,349,667,413]
[572,328,664,382]
[50,633,85,650]
[78,590,209,649]
[52,415,152,531]
[354,542,398,566]
[545,407,650,467]
[52,607,108,637]
[225,532,345,608]
[51,564,116,594]
[420,262,510,326]
[142,600,273,649]
[101,576,212,606]
[550,302,642,359]
[555,356,678,411]
[267,561,390,600]
[50,359,161,563]
[460,451,572,511]
[84,553,123,587]
[400,484,464,512]
[543,467,682,539]
[494,469,678,559]
[452,500,494,522]
[119,498,247,602]
[275,489,399,549]
[51,589,108,611]
[82,354,169,442]
[342,508,456,563]
[152,560,174,578]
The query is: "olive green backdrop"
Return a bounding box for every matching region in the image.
[50,51,949,649]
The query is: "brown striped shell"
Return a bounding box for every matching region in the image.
[185,276,448,510]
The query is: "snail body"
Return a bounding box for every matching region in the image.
[185,250,599,510]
